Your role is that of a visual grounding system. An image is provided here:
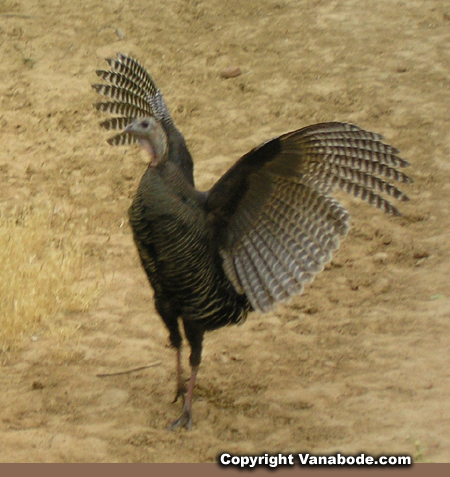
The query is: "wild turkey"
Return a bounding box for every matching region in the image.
[92,53,412,430]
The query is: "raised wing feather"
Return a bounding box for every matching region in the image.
[206,122,412,311]
[92,53,172,145]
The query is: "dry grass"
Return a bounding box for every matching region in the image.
[0,206,98,353]
[0,1,19,13]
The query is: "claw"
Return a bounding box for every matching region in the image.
[168,365,199,431]
[169,408,192,431]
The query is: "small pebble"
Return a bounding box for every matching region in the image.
[115,28,125,39]
[373,252,388,264]
[220,66,242,79]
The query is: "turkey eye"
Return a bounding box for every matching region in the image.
[141,120,149,128]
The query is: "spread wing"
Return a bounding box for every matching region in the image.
[205,122,412,312]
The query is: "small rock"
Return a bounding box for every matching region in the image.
[220,66,242,79]
[303,306,319,315]
[32,381,44,390]
[115,28,125,39]
[373,252,388,264]
[373,277,391,294]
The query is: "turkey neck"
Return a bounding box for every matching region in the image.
[163,121,195,186]
[133,160,205,223]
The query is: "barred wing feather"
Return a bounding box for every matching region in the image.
[206,122,412,312]
[92,53,171,146]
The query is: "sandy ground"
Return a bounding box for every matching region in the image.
[1,0,449,463]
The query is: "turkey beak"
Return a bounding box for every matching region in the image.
[124,122,138,135]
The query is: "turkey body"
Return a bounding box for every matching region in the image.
[92,53,412,430]
[128,137,251,429]
[129,160,251,331]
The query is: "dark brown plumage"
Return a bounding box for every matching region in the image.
[92,53,412,430]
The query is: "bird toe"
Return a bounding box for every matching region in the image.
[168,409,192,431]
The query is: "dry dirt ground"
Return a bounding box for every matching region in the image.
[1,0,449,463]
